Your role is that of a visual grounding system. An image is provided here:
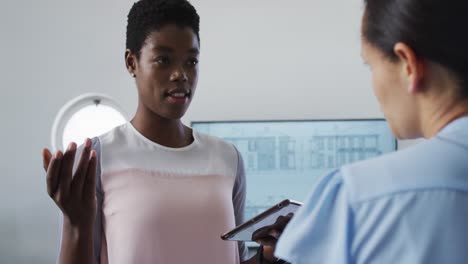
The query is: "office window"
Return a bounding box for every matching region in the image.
[51,93,127,151]
[192,119,397,221]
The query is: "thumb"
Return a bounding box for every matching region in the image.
[42,148,52,172]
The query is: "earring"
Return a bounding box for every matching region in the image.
[131,73,136,78]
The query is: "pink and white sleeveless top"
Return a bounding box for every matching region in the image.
[89,123,247,264]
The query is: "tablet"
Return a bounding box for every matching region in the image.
[221,199,302,241]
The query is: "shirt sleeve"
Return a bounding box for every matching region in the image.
[232,146,249,261]
[274,169,352,264]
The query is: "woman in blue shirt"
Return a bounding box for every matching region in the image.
[269,0,468,263]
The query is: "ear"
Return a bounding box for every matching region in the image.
[393,42,425,94]
[125,49,137,77]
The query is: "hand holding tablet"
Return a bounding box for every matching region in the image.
[221,199,302,242]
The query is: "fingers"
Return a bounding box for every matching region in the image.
[42,148,52,172]
[252,225,271,240]
[272,213,293,232]
[255,238,277,247]
[71,138,92,194]
[46,151,63,197]
[252,213,295,245]
[83,150,97,200]
[253,227,280,247]
[253,228,278,247]
[56,142,77,203]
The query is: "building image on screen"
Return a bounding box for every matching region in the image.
[192,120,397,221]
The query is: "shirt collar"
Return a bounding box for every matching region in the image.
[437,116,468,136]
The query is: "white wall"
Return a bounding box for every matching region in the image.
[187,0,379,123]
[0,1,415,263]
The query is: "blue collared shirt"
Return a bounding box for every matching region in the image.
[275,117,468,264]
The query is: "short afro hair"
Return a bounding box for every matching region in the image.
[126,0,200,57]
